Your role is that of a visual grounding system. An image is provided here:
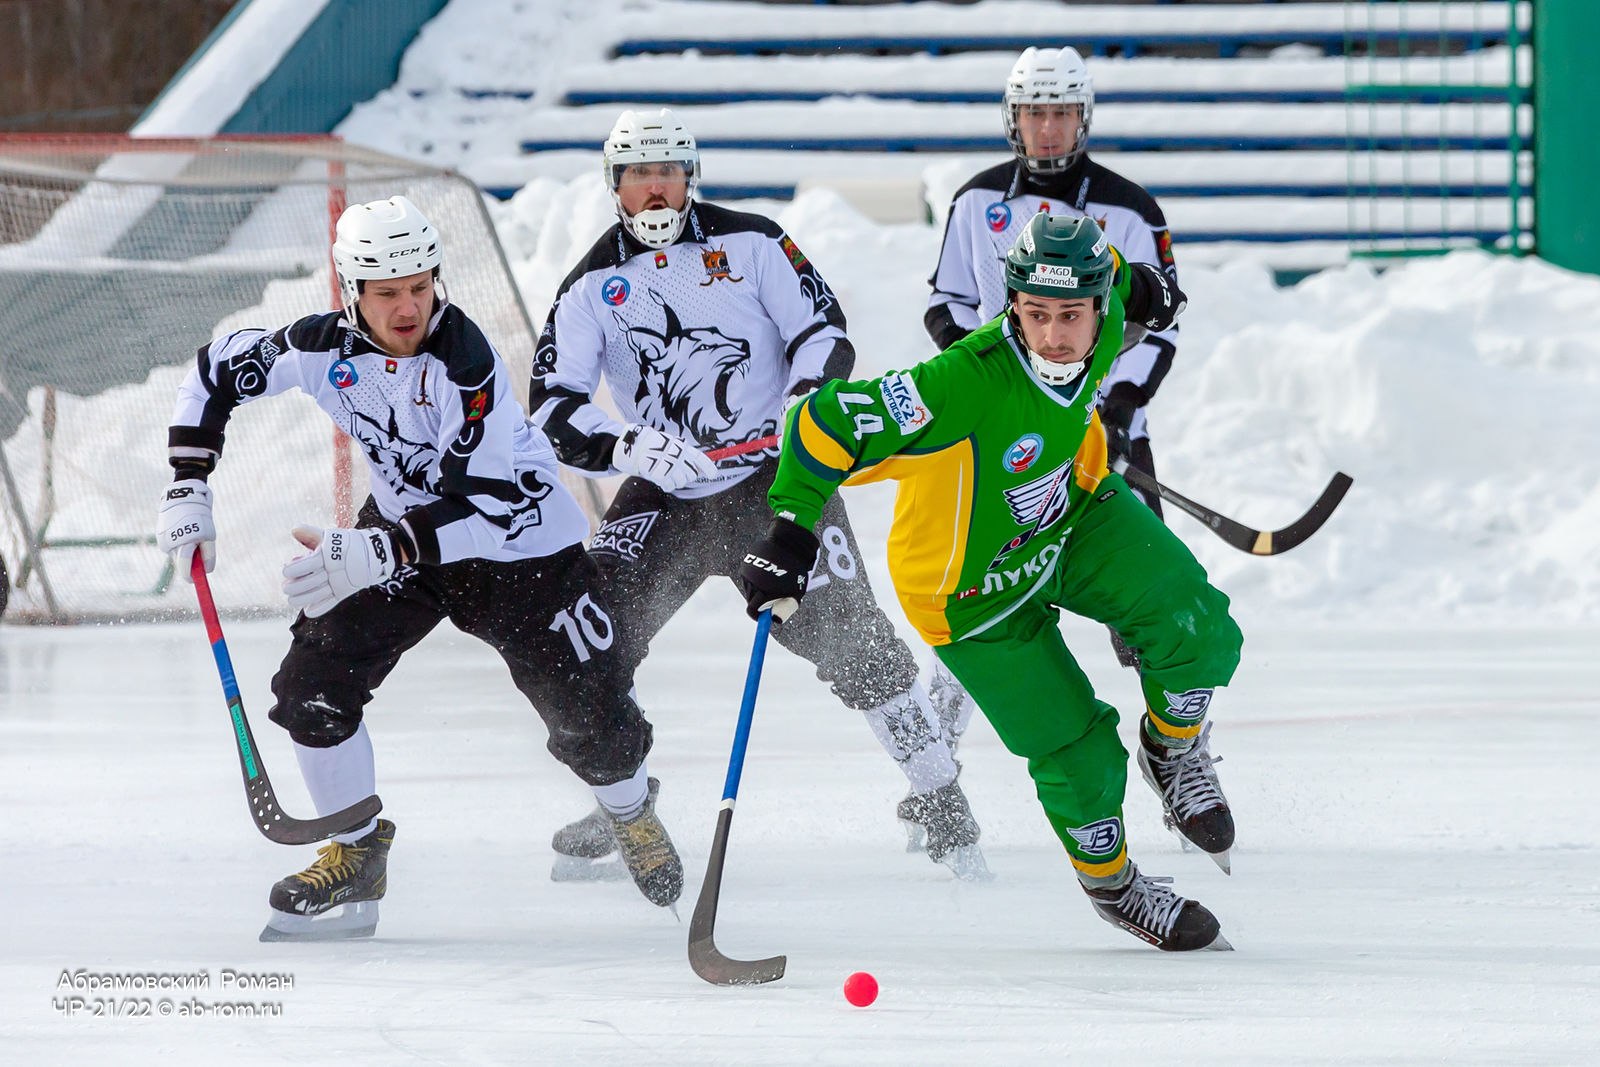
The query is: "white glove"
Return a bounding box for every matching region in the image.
[156,478,215,582]
[281,525,398,618]
[612,424,719,491]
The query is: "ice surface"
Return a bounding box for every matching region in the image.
[1,604,1596,1062]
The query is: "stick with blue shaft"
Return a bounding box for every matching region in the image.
[192,551,382,845]
[688,610,787,985]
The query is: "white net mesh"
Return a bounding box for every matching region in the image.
[0,136,581,622]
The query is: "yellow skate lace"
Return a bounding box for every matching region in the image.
[292,841,366,889]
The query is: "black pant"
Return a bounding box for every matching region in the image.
[1119,437,1164,520]
[590,468,918,711]
[268,502,651,786]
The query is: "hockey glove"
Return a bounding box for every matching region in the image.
[1123,262,1187,333]
[156,478,216,581]
[613,424,720,491]
[1098,381,1147,463]
[736,516,819,623]
[281,525,398,618]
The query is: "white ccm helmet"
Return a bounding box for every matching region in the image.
[330,195,442,317]
[602,108,701,249]
[1003,46,1095,174]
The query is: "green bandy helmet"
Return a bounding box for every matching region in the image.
[1004,212,1115,304]
[1004,213,1116,386]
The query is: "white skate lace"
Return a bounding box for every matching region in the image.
[1155,722,1226,821]
[1112,873,1186,937]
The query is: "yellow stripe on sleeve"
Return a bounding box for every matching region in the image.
[795,402,856,474]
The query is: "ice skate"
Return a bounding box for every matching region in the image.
[606,792,684,909]
[260,819,393,942]
[1138,721,1234,873]
[550,777,658,883]
[1083,863,1231,952]
[897,780,992,882]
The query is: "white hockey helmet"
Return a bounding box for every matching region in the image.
[602,108,701,249]
[331,195,442,314]
[1003,46,1094,174]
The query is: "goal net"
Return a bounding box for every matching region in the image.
[0,135,582,623]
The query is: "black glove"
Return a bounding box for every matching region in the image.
[1123,262,1187,333]
[1098,381,1146,463]
[736,516,820,622]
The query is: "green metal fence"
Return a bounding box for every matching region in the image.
[1343,0,1532,260]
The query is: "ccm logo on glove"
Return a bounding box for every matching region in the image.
[741,554,788,577]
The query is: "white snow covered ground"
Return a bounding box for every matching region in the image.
[2,603,1597,1063]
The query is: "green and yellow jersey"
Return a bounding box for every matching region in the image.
[770,266,1135,646]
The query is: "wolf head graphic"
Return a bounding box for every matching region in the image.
[345,403,439,496]
[616,290,754,441]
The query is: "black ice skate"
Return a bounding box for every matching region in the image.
[549,778,660,883]
[260,819,393,942]
[897,780,992,882]
[607,794,684,909]
[1138,721,1234,873]
[1083,863,1231,952]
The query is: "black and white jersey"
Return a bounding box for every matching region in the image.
[168,302,590,564]
[927,157,1179,411]
[530,202,853,500]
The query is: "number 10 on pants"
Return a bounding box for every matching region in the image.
[549,593,615,663]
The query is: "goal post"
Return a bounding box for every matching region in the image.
[0,134,583,623]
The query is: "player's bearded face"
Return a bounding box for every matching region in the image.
[1017,103,1083,161]
[1013,294,1097,364]
[616,162,689,216]
[358,270,435,357]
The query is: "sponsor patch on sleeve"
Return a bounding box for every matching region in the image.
[1155,228,1175,269]
[880,372,932,433]
[780,235,808,270]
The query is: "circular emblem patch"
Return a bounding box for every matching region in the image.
[985,202,1012,233]
[328,360,358,390]
[1004,433,1044,473]
[601,275,630,306]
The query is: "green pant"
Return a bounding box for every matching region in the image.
[934,474,1242,885]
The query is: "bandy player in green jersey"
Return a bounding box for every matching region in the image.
[736,214,1239,951]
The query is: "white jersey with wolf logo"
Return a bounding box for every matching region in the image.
[169,302,590,565]
[531,202,854,500]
